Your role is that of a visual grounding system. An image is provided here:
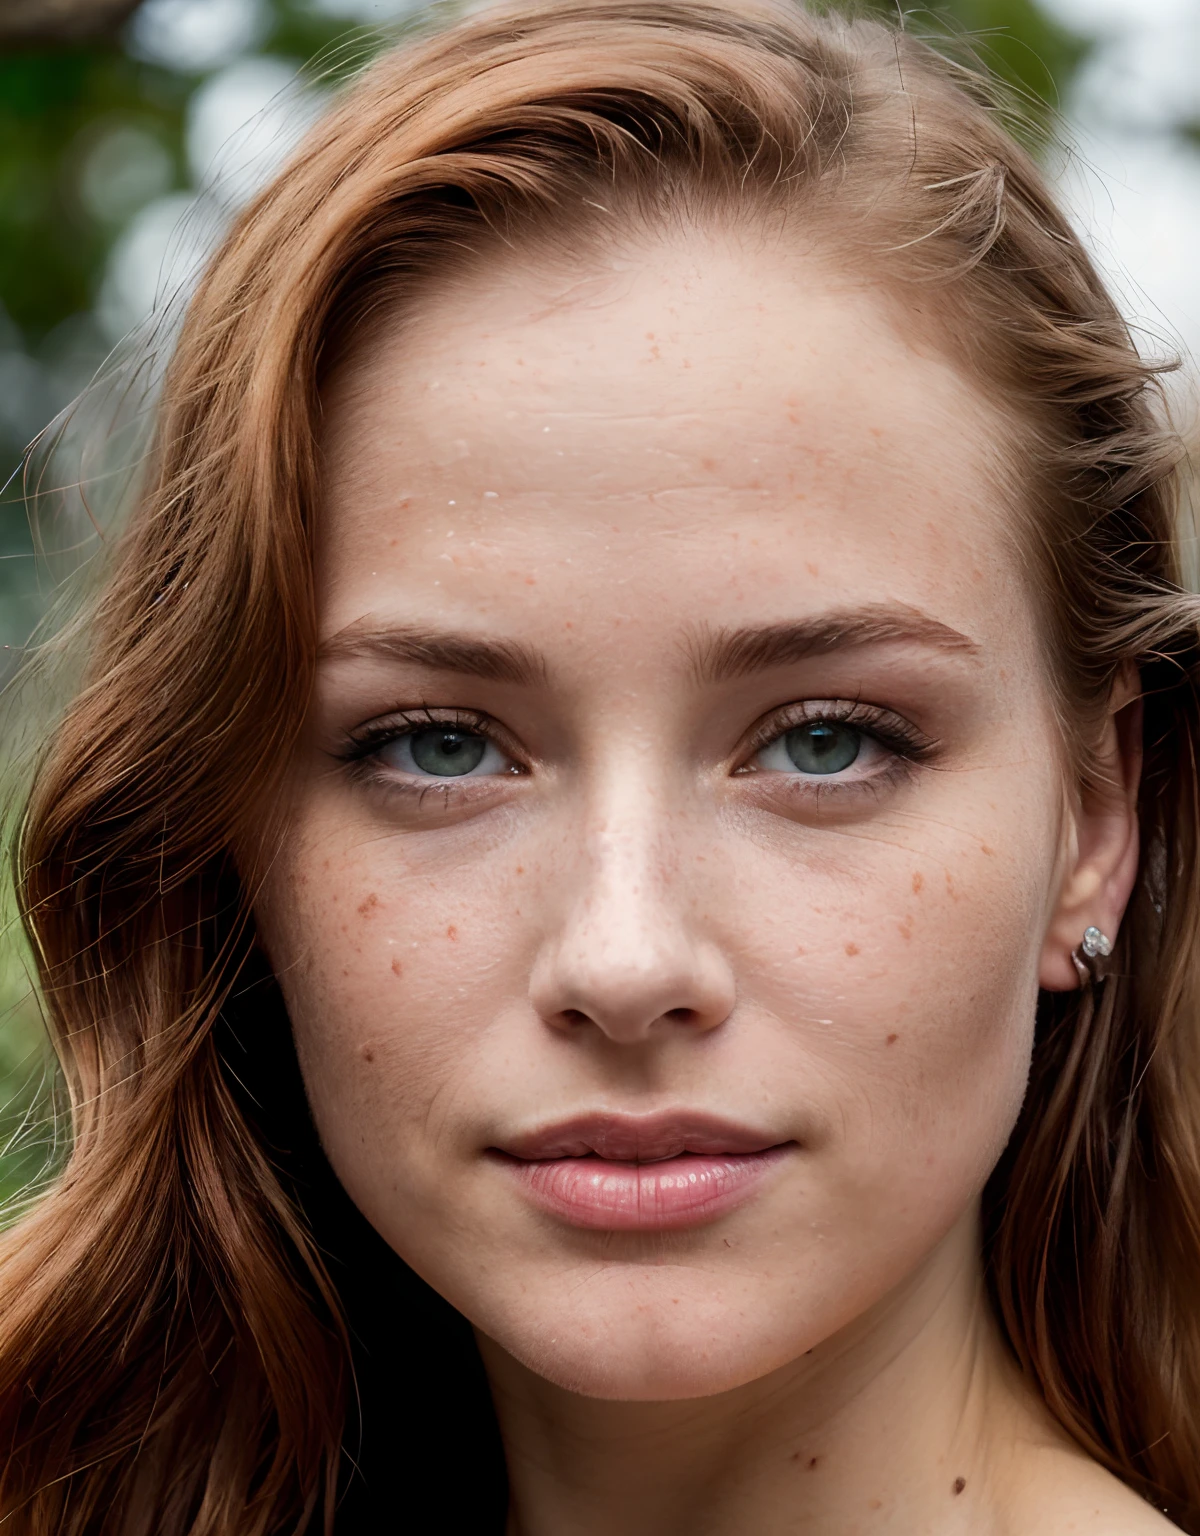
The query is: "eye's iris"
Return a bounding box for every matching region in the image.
[408,728,487,776]
[784,722,861,775]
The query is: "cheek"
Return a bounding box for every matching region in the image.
[723,795,1055,1201]
[257,812,531,1180]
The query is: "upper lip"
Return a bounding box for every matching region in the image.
[495,1111,791,1164]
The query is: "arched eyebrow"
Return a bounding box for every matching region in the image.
[686,605,981,684]
[317,622,546,686]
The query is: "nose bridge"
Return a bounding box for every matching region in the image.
[531,768,733,1042]
[581,799,677,955]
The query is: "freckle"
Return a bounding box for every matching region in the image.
[805,561,819,577]
[887,1032,899,1045]
[808,1456,820,1469]
[953,1477,966,1495]
[515,866,524,875]
[912,871,924,894]
[981,844,995,856]
[701,456,717,471]
[844,942,860,956]
[391,958,403,977]
[447,924,459,941]
[868,1499,882,1511]
[898,917,913,940]
[361,1046,375,1064]
[525,576,536,585]
[357,893,379,917]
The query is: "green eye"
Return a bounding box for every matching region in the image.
[781,722,861,775]
[403,728,488,776]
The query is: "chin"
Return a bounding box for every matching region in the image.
[479,1269,809,1401]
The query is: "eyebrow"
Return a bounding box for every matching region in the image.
[686,605,980,684]
[317,622,546,686]
[317,603,978,689]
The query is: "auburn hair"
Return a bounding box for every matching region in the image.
[6,0,1200,1530]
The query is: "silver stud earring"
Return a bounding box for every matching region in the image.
[1081,925,1112,959]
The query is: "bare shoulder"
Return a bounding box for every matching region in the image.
[1005,1439,1181,1535]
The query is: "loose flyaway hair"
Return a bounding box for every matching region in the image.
[6,1,1200,1531]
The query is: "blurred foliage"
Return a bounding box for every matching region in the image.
[0,0,1092,1210]
[909,0,1089,114]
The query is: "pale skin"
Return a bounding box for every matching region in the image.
[256,227,1169,1533]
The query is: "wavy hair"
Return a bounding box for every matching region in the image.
[6,1,1200,1530]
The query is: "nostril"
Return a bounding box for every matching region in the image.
[561,1008,590,1027]
[665,1007,695,1023]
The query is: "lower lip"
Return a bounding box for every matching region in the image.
[498,1147,790,1231]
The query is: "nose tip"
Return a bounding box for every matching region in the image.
[532,938,735,1044]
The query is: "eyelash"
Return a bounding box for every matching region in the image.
[337,706,520,798]
[336,700,937,804]
[739,699,936,784]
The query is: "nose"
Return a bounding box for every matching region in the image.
[528,807,736,1045]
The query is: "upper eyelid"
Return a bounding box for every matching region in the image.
[740,699,934,758]
[349,706,510,750]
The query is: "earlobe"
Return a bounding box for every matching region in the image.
[1038,681,1142,993]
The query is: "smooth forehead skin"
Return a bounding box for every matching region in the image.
[318,237,1032,656]
[263,228,1073,1414]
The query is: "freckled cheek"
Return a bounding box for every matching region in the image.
[260,834,530,1135]
[726,826,1048,1087]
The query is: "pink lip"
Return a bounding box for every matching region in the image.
[492,1112,793,1232]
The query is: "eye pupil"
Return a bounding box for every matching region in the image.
[409,728,487,776]
[784,722,860,775]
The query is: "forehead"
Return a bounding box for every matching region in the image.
[317,231,1033,656]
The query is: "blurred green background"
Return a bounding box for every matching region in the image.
[1,0,1197,1210]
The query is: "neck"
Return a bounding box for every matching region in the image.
[478,1217,1066,1536]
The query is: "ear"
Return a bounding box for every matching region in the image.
[1039,668,1143,991]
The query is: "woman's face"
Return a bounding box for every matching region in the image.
[258,231,1098,1399]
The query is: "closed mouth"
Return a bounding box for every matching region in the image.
[491,1111,794,1231]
